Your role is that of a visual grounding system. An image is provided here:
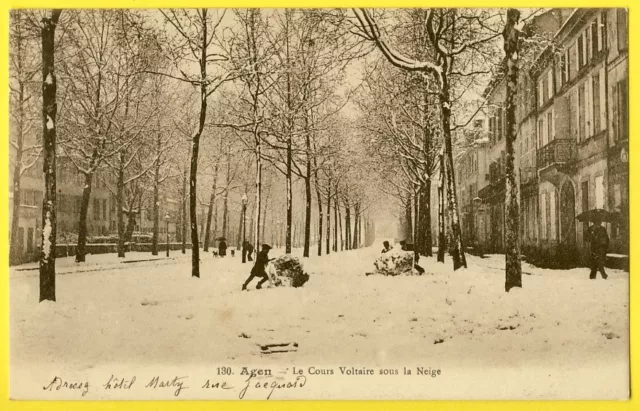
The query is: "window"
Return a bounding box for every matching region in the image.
[600,11,607,51]
[585,76,592,138]
[27,228,34,253]
[540,193,547,240]
[17,227,24,253]
[497,108,503,141]
[547,69,553,99]
[102,199,107,220]
[586,24,592,62]
[578,83,586,142]
[545,192,551,240]
[93,198,100,220]
[595,175,605,208]
[577,33,585,68]
[617,9,628,51]
[592,74,600,132]
[613,78,628,141]
[538,79,544,107]
[547,111,553,142]
[561,51,570,85]
[582,181,589,239]
[591,19,599,56]
[538,118,545,148]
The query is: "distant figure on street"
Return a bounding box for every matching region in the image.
[218,240,227,257]
[242,244,274,290]
[400,240,425,275]
[243,241,254,262]
[381,241,392,254]
[586,219,609,279]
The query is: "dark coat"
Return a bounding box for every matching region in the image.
[587,225,609,255]
[251,250,270,275]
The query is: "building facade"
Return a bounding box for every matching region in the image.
[456,8,628,267]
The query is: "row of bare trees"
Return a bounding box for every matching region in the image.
[20,8,526,301]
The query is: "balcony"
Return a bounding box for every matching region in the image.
[536,139,576,171]
[536,139,576,186]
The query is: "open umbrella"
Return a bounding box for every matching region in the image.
[576,208,621,223]
[216,236,227,241]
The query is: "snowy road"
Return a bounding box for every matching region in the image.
[9,245,629,399]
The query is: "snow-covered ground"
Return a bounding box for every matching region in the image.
[9,244,629,400]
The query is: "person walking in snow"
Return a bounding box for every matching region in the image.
[218,239,227,257]
[586,219,609,279]
[242,244,273,290]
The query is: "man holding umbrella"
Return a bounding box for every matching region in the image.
[580,210,612,280]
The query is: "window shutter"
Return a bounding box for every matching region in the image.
[551,108,556,140]
[599,67,606,131]
[547,70,553,98]
[612,83,618,141]
[586,26,592,61]
[574,88,580,142]
[586,78,592,138]
[597,13,603,50]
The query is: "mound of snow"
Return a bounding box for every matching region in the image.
[372,250,416,276]
[269,255,310,288]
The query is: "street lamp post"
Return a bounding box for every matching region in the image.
[165,213,170,257]
[241,193,248,263]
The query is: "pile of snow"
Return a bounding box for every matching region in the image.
[269,255,310,288]
[372,250,416,276]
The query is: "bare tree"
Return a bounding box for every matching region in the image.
[39,9,62,302]
[503,9,522,292]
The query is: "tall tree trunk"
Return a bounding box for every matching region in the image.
[422,85,433,257]
[414,186,421,252]
[423,179,433,257]
[117,154,125,257]
[503,9,522,292]
[181,161,187,254]
[405,196,412,242]
[39,9,61,302]
[303,170,311,257]
[253,138,262,251]
[338,203,343,251]
[10,81,25,266]
[326,184,331,255]
[352,202,360,249]
[75,171,93,262]
[188,8,214,278]
[440,71,467,270]
[333,187,338,252]
[204,161,219,252]
[345,201,351,250]
[437,152,446,263]
[286,138,293,254]
[222,146,230,239]
[315,177,323,256]
[151,157,160,256]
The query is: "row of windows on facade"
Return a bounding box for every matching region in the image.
[488,69,627,156]
[487,10,627,151]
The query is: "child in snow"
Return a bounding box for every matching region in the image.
[381,240,392,253]
[242,244,273,290]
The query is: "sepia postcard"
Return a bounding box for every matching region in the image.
[6,6,630,401]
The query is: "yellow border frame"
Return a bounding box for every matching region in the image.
[1,1,635,410]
